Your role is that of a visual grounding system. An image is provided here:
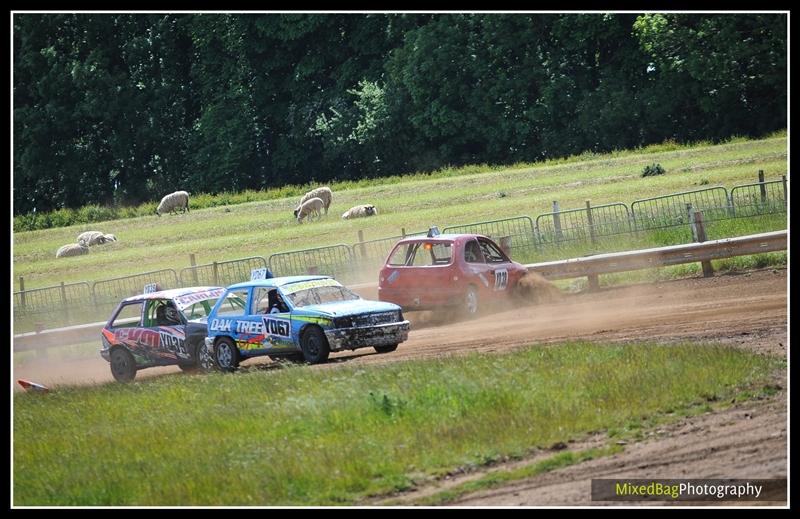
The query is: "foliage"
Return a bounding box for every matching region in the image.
[641,163,666,177]
[13,13,787,217]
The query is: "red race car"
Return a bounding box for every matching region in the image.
[378,228,529,317]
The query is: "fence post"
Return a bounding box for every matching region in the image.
[190,253,198,285]
[687,203,697,241]
[357,230,366,260]
[585,199,596,245]
[60,281,71,322]
[693,210,714,278]
[401,227,406,237]
[19,276,25,309]
[727,191,736,217]
[782,175,787,208]
[212,262,219,286]
[758,170,767,207]
[552,201,563,242]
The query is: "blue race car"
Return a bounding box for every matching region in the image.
[204,275,410,370]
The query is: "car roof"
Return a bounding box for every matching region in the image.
[226,275,333,290]
[395,233,485,243]
[121,286,224,303]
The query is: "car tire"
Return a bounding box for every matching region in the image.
[374,343,398,354]
[214,337,240,372]
[300,326,330,364]
[463,285,480,317]
[110,348,137,383]
[197,341,216,372]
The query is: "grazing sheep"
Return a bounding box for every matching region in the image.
[56,243,89,258]
[156,190,190,216]
[297,187,332,216]
[341,204,378,219]
[77,231,116,246]
[295,197,325,223]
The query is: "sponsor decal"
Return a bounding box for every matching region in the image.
[143,283,158,294]
[494,269,508,290]
[175,288,226,309]
[282,278,340,294]
[116,328,160,349]
[387,270,400,284]
[159,331,187,356]
[262,317,291,338]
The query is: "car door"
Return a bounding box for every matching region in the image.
[143,299,189,364]
[463,238,495,297]
[477,238,512,297]
[106,300,162,365]
[251,286,294,353]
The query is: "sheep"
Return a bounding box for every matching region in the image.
[56,243,89,258]
[156,190,190,216]
[341,204,378,219]
[295,197,325,223]
[297,187,332,216]
[77,231,116,246]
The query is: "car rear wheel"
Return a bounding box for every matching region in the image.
[464,285,479,317]
[301,326,330,364]
[214,337,240,372]
[110,348,137,383]
[374,343,398,354]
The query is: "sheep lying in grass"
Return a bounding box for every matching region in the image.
[156,190,190,216]
[341,204,378,219]
[297,187,332,216]
[77,231,117,246]
[56,243,89,258]
[295,197,325,223]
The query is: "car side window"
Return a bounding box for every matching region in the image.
[252,287,272,314]
[464,240,485,263]
[216,289,249,316]
[478,239,510,264]
[111,302,144,328]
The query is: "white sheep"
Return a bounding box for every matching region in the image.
[297,187,332,216]
[156,190,190,216]
[77,231,115,246]
[56,243,89,258]
[295,197,325,223]
[341,204,378,219]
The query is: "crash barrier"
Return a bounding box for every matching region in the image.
[92,269,180,316]
[179,256,268,287]
[269,244,358,284]
[14,230,788,353]
[13,174,787,333]
[526,230,787,285]
[443,216,538,254]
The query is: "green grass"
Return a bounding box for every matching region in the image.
[13,341,779,505]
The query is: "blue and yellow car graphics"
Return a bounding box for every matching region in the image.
[205,275,410,367]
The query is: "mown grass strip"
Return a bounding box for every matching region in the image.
[13,342,779,506]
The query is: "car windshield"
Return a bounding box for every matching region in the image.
[285,285,361,308]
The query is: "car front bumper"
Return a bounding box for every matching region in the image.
[325,320,410,351]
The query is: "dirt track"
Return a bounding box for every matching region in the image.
[13,268,788,506]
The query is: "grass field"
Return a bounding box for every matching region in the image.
[13,132,787,293]
[13,342,780,506]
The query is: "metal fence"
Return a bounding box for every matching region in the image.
[443,216,537,255]
[536,203,631,245]
[269,244,358,283]
[13,281,94,330]
[92,269,180,315]
[631,187,732,230]
[729,179,787,218]
[352,230,427,272]
[179,256,268,287]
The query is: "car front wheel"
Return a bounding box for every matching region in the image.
[301,326,330,364]
[214,337,240,372]
[374,343,398,354]
[110,348,137,383]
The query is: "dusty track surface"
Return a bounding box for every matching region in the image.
[13,269,788,506]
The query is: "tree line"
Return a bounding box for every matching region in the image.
[13,13,787,215]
